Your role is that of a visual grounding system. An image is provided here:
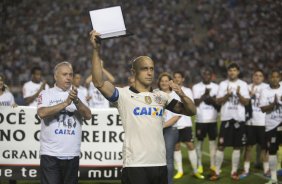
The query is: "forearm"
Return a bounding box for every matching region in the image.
[92,48,104,87]
[194,97,204,107]
[238,94,250,106]
[180,96,196,116]
[37,101,69,119]
[102,68,115,83]
[261,103,276,113]
[24,91,40,104]
[216,94,230,105]
[163,116,181,128]
[75,99,92,120]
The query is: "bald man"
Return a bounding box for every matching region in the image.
[37,62,91,184]
[90,30,196,184]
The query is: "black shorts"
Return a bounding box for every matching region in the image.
[196,122,217,141]
[121,166,167,184]
[218,120,246,147]
[266,123,282,155]
[246,125,266,148]
[177,127,193,142]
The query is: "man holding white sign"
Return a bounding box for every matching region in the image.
[90,30,196,184]
[37,62,91,184]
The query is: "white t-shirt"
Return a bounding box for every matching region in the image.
[115,87,174,167]
[192,82,219,123]
[0,90,15,106]
[163,91,180,128]
[38,85,88,157]
[217,79,250,122]
[23,81,49,107]
[78,85,88,102]
[88,82,110,108]
[247,83,269,126]
[260,85,282,132]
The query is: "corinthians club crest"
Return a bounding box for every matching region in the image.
[145,96,152,104]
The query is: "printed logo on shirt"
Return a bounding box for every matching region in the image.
[54,110,77,135]
[133,107,163,117]
[227,94,239,110]
[153,94,163,104]
[38,94,42,105]
[145,96,152,104]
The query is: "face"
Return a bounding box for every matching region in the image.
[55,65,73,90]
[227,67,239,80]
[269,72,280,87]
[32,70,42,83]
[202,70,212,84]
[159,76,171,91]
[73,74,81,87]
[252,71,264,85]
[134,59,154,87]
[173,73,184,86]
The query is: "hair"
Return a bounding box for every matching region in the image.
[253,69,265,77]
[0,74,6,91]
[201,67,213,76]
[270,69,280,76]
[173,71,185,78]
[157,72,173,90]
[227,63,240,71]
[53,61,73,76]
[31,66,42,75]
[131,56,153,71]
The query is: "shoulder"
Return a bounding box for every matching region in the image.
[219,80,228,86]
[23,81,31,87]
[193,82,202,89]
[211,82,219,88]
[238,79,248,86]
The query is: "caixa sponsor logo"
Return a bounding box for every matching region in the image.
[133,107,163,117]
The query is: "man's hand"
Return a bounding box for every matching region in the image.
[169,80,185,97]
[39,81,47,91]
[90,30,101,48]
[66,86,78,105]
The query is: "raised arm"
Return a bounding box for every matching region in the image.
[90,30,116,99]
[24,81,46,105]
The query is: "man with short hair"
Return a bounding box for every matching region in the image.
[192,68,219,174]
[173,71,205,180]
[210,63,250,181]
[23,66,49,106]
[90,30,196,184]
[240,69,269,179]
[38,62,91,184]
[260,70,282,184]
[73,72,88,102]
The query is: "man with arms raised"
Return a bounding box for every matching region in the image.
[90,30,196,184]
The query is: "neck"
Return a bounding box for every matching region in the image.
[162,89,171,93]
[134,82,151,92]
[32,79,40,84]
[229,78,238,82]
[270,84,280,89]
[203,81,210,85]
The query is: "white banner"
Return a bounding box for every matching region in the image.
[0,106,123,180]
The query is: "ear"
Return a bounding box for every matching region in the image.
[54,74,57,81]
[131,68,136,76]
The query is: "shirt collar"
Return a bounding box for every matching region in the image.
[54,84,71,92]
[129,86,153,93]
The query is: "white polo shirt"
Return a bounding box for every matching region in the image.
[115,87,175,167]
[23,81,49,107]
[247,82,269,126]
[192,82,219,123]
[88,82,110,108]
[217,79,250,122]
[38,85,88,157]
[260,85,282,132]
[0,90,15,106]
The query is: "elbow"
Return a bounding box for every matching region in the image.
[37,109,46,119]
[84,113,92,120]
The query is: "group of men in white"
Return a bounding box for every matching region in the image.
[0,62,282,184]
[162,64,282,184]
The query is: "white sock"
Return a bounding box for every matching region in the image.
[269,155,278,182]
[196,141,203,167]
[209,141,217,167]
[244,161,250,173]
[174,150,183,173]
[188,149,198,173]
[263,161,269,174]
[231,150,240,174]
[215,150,224,175]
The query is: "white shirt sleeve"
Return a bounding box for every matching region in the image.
[217,81,226,98]
[240,82,250,99]
[192,85,201,99]
[259,89,268,107]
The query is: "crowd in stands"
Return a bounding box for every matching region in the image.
[1,0,281,98]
